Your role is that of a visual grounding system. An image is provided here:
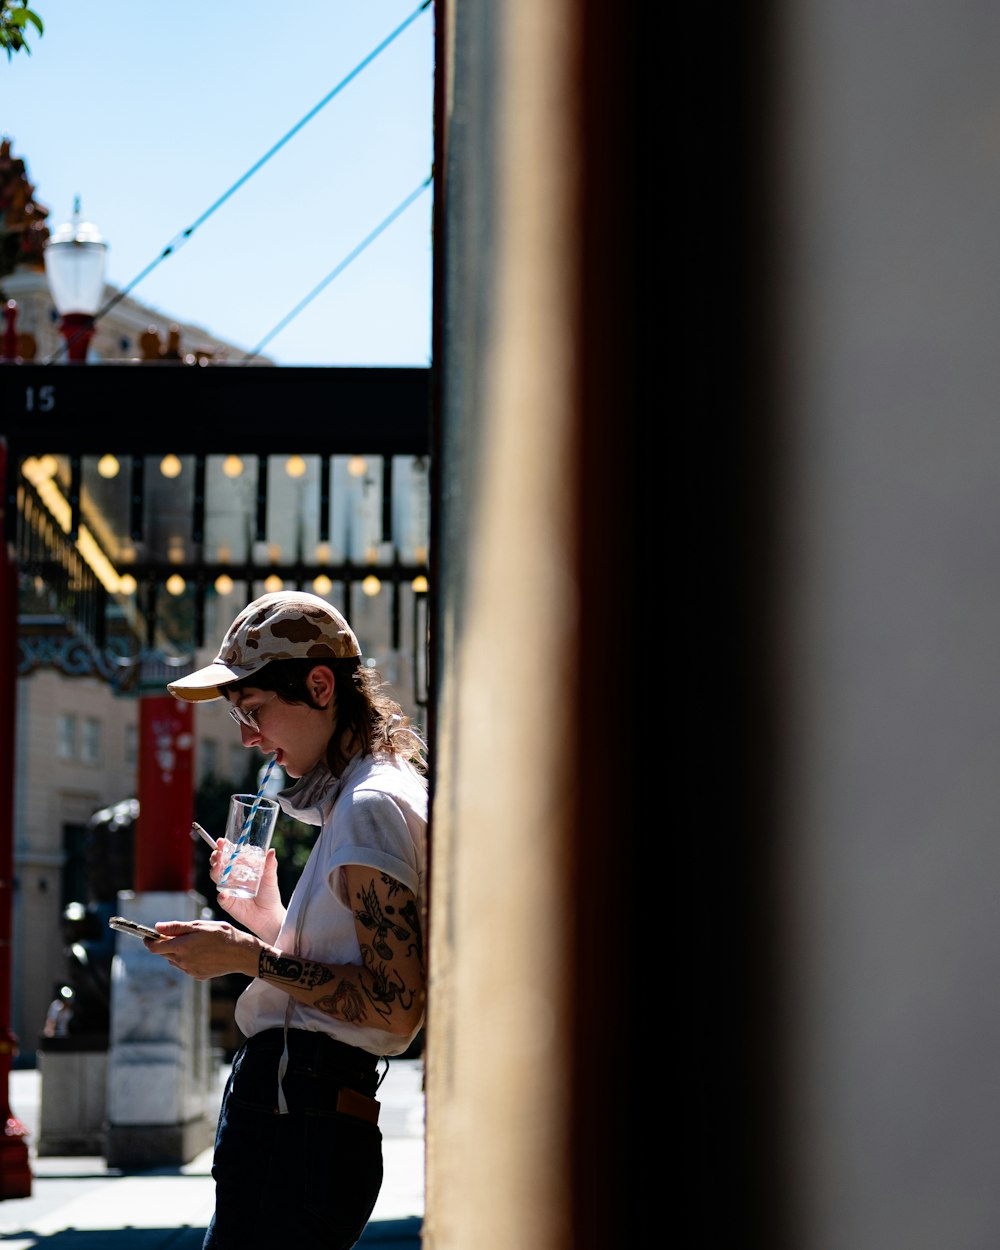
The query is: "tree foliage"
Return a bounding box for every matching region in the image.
[0,2,43,60]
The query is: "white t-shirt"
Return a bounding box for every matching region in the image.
[234,750,428,1056]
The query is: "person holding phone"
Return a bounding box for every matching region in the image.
[144,591,428,1250]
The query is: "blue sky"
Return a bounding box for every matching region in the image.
[4,1,435,366]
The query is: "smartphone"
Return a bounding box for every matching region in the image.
[109,916,162,941]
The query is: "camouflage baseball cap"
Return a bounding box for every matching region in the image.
[167,590,361,703]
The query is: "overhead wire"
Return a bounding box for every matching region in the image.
[240,172,432,363]
[43,0,433,364]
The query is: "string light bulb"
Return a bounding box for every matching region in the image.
[165,574,186,596]
[411,575,429,593]
[361,575,382,597]
[160,454,182,479]
[97,454,120,479]
[222,455,243,478]
[312,574,333,595]
[285,455,306,478]
[21,455,58,485]
[264,574,283,592]
[214,574,234,596]
[347,455,367,478]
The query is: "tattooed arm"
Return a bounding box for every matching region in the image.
[257,866,425,1035]
[258,865,425,1037]
[150,865,425,1039]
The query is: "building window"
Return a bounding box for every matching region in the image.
[81,717,101,765]
[57,713,77,760]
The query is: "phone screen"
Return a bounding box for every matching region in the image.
[109,916,162,941]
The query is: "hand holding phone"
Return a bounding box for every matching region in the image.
[109,916,163,941]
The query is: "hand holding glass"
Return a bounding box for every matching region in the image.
[217,793,279,898]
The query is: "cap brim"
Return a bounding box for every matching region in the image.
[167,661,254,702]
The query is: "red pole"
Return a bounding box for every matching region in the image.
[2,303,18,363]
[0,440,32,1198]
[134,696,194,892]
[58,313,96,364]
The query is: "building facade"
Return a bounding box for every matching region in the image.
[2,204,430,1049]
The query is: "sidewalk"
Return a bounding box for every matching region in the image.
[0,1056,424,1248]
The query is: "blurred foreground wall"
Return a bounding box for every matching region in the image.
[710,3,1000,1248]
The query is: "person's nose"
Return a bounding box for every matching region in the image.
[238,720,261,747]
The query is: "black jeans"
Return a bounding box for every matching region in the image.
[203,1028,383,1250]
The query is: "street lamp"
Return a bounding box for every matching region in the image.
[43,197,108,362]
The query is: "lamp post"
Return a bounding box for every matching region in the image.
[43,197,108,363]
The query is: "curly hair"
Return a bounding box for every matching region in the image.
[226,657,427,777]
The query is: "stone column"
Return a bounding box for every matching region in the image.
[105,888,216,1169]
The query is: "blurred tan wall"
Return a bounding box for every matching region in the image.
[424,1,642,1247]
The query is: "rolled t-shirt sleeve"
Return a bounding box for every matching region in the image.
[327,786,421,906]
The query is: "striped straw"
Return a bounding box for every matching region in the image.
[219,755,277,886]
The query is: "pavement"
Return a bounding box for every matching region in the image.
[0,1056,425,1249]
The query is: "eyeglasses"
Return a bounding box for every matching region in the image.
[228,694,273,733]
[228,705,259,731]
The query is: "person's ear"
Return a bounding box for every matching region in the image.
[309,666,335,708]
